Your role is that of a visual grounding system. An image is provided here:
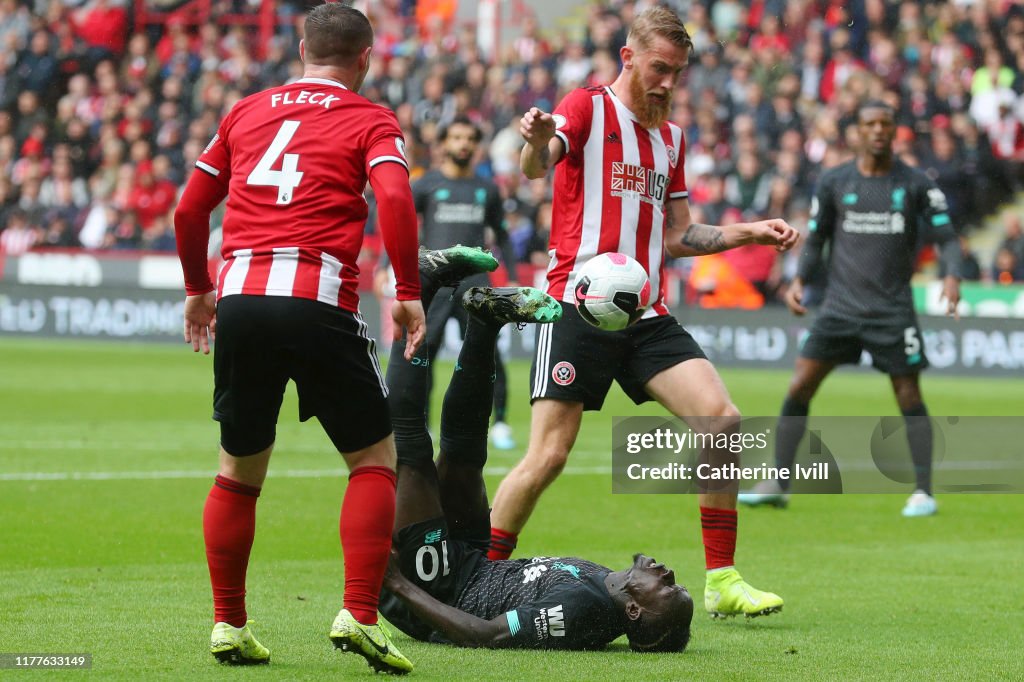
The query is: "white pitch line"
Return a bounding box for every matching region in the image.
[0,439,608,462]
[0,465,614,482]
[1,461,1017,482]
[0,440,348,452]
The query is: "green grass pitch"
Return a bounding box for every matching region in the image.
[1,337,1022,680]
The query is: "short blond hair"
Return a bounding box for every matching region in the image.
[628,5,693,52]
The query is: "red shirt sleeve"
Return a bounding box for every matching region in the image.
[364,119,411,176]
[364,108,418,300]
[369,161,420,301]
[174,169,228,295]
[195,121,232,182]
[552,88,596,163]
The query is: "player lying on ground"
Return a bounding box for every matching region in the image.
[378,283,694,651]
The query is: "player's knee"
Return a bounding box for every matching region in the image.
[525,446,570,484]
[894,384,923,411]
[345,437,397,470]
[787,379,817,405]
[719,402,741,420]
[689,402,740,441]
[703,401,741,431]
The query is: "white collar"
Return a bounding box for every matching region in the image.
[605,86,638,124]
[295,77,348,90]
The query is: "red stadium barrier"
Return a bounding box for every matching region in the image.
[133,0,281,59]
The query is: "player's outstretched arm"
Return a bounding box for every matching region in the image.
[665,198,798,257]
[384,559,513,648]
[520,107,564,179]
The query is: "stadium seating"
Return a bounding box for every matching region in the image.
[2,0,1024,297]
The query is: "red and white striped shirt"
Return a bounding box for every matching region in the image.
[0,225,38,255]
[194,77,412,311]
[546,86,688,317]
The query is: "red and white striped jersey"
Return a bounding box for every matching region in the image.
[196,77,409,311]
[546,86,688,317]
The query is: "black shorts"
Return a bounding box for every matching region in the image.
[800,314,929,375]
[378,517,485,641]
[530,301,707,411]
[213,294,391,454]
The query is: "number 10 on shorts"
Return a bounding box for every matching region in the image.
[415,541,451,582]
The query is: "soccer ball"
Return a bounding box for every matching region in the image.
[573,253,652,331]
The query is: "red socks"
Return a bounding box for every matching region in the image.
[487,527,518,561]
[204,475,261,627]
[341,466,397,625]
[700,506,737,570]
[204,467,397,628]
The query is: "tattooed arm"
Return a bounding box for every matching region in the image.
[665,198,798,258]
[679,223,728,254]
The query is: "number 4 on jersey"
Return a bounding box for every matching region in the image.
[247,120,304,205]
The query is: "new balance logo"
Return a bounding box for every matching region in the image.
[424,529,442,544]
[606,132,620,143]
[421,251,449,268]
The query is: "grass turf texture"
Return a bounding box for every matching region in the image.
[1,337,1022,680]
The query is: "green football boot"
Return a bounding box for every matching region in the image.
[419,245,499,289]
[705,568,784,619]
[209,620,270,665]
[330,608,413,675]
[461,286,563,326]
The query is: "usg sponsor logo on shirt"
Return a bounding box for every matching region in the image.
[610,162,668,205]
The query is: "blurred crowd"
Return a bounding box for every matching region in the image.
[2,0,1024,300]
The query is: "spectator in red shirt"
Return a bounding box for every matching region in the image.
[820,38,866,103]
[71,0,127,61]
[127,159,176,229]
[749,15,791,57]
